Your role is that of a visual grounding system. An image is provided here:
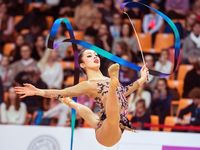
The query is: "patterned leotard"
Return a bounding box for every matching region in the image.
[90,78,135,132]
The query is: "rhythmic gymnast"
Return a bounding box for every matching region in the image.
[15,49,149,147]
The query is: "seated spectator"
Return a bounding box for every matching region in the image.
[0,2,14,47]
[0,78,3,103]
[183,20,200,64]
[184,13,197,37]
[38,49,63,89]
[110,13,122,40]
[155,49,173,75]
[151,78,172,124]
[11,44,38,79]
[144,54,158,90]
[0,87,27,125]
[131,99,151,130]
[183,58,200,98]
[192,0,200,18]
[0,56,14,91]
[32,35,46,61]
[177,88,200,131]
[142,2,163,44]
[98,0,117,25]
[74,0,98,31]
[128,85,151,113]
[119,54,138,86]
[113,23,139,54]
[11,34,26,63]
[165,0,189,18]
[33,97,70,126]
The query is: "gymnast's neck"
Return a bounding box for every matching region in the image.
[86,69,105,80]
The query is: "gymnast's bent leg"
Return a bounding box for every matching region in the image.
[95,64,122,147]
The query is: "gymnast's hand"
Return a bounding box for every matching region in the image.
[14,83,39,98]
[140,65,149,83]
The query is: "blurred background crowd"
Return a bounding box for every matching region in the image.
[0,0,200,132]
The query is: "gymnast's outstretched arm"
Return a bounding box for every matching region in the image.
[124,66,149,97]
[14,81,91,99]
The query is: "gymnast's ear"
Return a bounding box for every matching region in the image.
[80,63,85,69]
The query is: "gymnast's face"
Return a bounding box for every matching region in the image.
[80,49,100,72]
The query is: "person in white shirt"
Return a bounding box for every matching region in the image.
[155,49,173,76]
[0,87,27,125]
[38,49,63,89]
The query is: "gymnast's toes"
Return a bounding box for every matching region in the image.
[108,63,120,79]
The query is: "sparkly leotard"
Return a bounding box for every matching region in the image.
[90,78,135,132]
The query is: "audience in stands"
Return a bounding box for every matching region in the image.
[177,88,200,131]
[38,49,63,89]
[131,99,151,130]
[155,49,173,75]
[152,78,172,124]
[183,58,200,98]
[142,2,163,44]
[0,56,14,91]
[0,87,27,125]
[183,20,200,64]
[0,78,3,103]
[110,13,122,40]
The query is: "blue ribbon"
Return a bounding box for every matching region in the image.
[47,2,181,150]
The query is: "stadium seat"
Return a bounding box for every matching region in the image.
[167,80,183,96]
[14,15,23,25]
[154,33,174,53]
[150,115,159,131]
[124,19,142,33]
[177,65,193,81]
[65,31,84,40]
[138,33,152,53]
[3,43,15,56]
[177,99,193,116]
[164,116,177,132]
[46,16,54,29]
[59,61,74,70]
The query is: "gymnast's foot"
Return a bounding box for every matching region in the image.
[108,63,120,88]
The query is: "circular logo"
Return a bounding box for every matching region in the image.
[28,135,60,150]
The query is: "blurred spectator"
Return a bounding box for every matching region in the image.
[192,0,200,18]
[98,0,117,25]
[155,49,173,75]
[177,88,200,130]
[113,23,139,54]
[113,41,129,56]
[11,44,38,78]
[11,34,25,63]
[32,35,46,61]
[33,97,70,126]
[142,2,163,44]
[38,49,63,89]
[0,78,3,103]
[6,0,26,16]
[96,23,113,76]
[128,85,151,114]
[145,54,158,89]
[74,0,98,31]
[110,13,122,40]
[0,2,14,47]
[182,20,200,64]
[78,95,95,110]
[0,56,14,91]
[165,0,190,18]
[0,87,27,125]
[15,69,47,114]
[58,0,81,17]
[119,54,137,86]
[151,78,172,124]
[183,58,200,98]
[131,99,151,130]
[184,13,197,37]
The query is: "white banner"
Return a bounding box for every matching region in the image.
[0,125,200,150]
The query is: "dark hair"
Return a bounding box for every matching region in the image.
[5,87,20,111]
[120,23,133,37]
[136,99,146,108]
[188,88,200,99]
[78,48,88,74]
